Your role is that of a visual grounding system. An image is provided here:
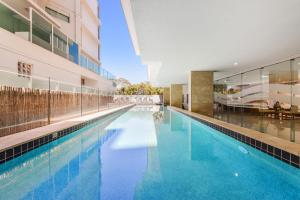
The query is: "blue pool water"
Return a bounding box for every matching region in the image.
[1,106,300,200]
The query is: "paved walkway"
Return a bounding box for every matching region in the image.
[169,106,300,156]
[0,104,134,152]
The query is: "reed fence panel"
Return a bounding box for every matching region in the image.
[0,85,114,137]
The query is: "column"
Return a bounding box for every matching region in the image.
[163,87,170,106]
[170,84,183,108]
[188,71,213,116]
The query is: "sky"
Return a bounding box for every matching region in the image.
[99,0,148,84]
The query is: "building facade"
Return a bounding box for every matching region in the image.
[0,0,115,91]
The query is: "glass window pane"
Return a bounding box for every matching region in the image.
[225,74,242,126]
[53,28,67,58]
[45,7,70,23]
[292,58,300,144]
[261,60,292,141]
[32,10,52,51]
[214,79,227,121]
[241,69,262,131]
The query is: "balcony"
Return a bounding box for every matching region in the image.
[0,2,114,80]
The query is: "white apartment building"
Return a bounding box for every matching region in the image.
[0,0,115,91]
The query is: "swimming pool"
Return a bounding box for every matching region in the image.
[0,105,300,200]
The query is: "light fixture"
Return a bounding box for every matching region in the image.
[298,62,300,65]
[234,62,239,66]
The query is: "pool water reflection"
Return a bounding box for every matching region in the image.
[0,106,300,200]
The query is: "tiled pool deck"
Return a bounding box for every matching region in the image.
[170,106,300,168]
[0,104,134,164]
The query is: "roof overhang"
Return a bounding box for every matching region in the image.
[121,0,300,87]
[121,0,140,56]
[27,0,61,28]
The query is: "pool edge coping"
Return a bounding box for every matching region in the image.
[168,106,300,169]
[0,104,135,164]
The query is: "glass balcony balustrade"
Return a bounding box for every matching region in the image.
[79,55,116,80]
[0,69,120,137]
[0,3,30,41]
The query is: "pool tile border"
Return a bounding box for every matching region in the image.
[0,105,133,164]
[171,108,300,169]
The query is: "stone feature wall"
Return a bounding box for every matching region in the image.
[0,86,114,137]
[189,71,213,116]
[170,84,183,108]
[163,87,170,105]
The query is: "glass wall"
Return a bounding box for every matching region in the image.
[241,69,262,132]
[82,86,98,115]
[226,74,242,126]
[292,58,300,143]
[32,10,52,51]
[213,79,227,118]
[49,80,82,123]
[214,58,300,144]
[0,71,49,137]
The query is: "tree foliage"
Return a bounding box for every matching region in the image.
[115,83,163,95]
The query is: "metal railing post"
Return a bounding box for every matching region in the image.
[80,83,83,116]
[48,77,51,124]
[107,94,109,109]
[97,88,100,112]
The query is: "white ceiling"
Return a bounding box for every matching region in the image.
[122,0,300,86]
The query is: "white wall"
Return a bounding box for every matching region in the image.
[47,0,77,41]
[81,1,99,61]
[2,0,30,18]
[86,0,98,17]
[81,5,98,39]
[81,28,99,61]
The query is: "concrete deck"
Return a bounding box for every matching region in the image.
[0,104,135,152]
[169,106,300,156]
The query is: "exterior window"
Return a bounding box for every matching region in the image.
[53,27,67,58]
[45,7,70,23]
[32,10,52,51]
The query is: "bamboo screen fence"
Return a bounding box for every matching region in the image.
[0,85,114,137]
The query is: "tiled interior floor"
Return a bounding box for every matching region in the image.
[214,112,300,144]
